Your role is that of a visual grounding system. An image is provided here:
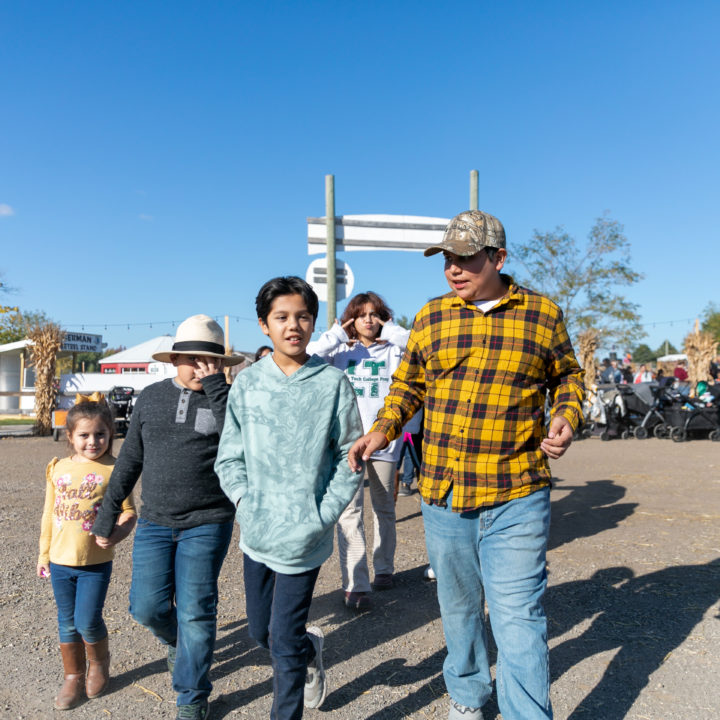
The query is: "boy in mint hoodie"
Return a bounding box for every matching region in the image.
[215,276,363,720]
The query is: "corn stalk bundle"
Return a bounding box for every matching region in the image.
[27,322,65,435]
[683,320,717,389]
[577,329,599,388]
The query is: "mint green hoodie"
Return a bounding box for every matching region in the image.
[215,354,363,574]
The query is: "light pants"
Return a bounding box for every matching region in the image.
[422,487,552,720]
[337,458,396,592]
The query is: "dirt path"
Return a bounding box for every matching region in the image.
[1,435,718,719]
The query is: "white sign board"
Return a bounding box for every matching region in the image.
[306,258,354,303]
[307,214,449,255]
[61,332,104,353]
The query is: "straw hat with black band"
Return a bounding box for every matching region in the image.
[152,314,245,366]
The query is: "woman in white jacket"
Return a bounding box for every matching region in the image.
[308,291,409,610]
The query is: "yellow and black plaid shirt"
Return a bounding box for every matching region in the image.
[371,276,585,512]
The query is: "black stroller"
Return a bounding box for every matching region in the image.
[107,386,134,437]
[661,394,720,442]
[617,382,672,439]
[591,383,641,440]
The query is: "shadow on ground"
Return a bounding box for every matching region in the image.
[147,479,717,719]
[547,558,720,719]
[549,478,637,551]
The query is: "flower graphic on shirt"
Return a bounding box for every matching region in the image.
[93,503,101,514]
[82,519,93,531]
[56,474,71,491]
[84,472,97,483]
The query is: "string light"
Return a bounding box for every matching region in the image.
[65,314,258,330]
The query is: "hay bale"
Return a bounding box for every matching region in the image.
[577,329,599,387]
[26,322,65,436]
[683,319,717,389]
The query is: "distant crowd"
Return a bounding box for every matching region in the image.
[596,355,720,386]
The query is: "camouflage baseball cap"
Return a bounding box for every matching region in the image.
[424,210,506,257]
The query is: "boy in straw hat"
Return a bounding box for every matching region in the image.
[93,314,244,720]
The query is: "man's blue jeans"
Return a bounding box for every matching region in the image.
[243,554,320,720]
[422,487,552,720]
[50,561,112,643]
[129,519,233,706]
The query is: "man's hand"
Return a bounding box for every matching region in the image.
[195,355,224,379]
[348,432,389,472]
[540,416,574,459]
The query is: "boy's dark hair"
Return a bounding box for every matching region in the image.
[66,400,115,454]
[340,291,393,341]
[255,276,319,323]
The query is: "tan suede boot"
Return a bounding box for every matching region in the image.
[55,642,86,710]
[84,636,110,698]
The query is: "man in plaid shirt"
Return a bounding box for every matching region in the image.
[349,210,584,720]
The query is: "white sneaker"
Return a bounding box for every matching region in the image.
[424,565,436,580]
[304,626,327,709]
[448,698,483,719]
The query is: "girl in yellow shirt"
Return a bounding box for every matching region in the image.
[37,399,136,710]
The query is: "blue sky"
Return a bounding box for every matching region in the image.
[2,1,718,356]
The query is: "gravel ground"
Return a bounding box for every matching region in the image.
[1,434,718,719]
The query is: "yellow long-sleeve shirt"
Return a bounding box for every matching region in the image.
[38,455,136,567]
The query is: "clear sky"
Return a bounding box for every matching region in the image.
[2,1,718,356]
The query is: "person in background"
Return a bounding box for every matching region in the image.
[600,358,622,384]
[255,345,273,362]
[307,291,410,611]
[674,359,689,381]
[634,364,654,383]
[397,409,423,497]
[709,355,720,381]
[621,363,633,384]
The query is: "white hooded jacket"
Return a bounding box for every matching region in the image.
[307,320,410,463]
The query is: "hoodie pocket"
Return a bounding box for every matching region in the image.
[237,489,326,564]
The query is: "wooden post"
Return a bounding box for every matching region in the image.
[224,315,232,384]
[470,169,479,211]
[19,349,26,412]
[326,174,336,327]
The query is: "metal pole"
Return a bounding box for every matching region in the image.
[224,315,232,384]
[326,174,336,326]
[470,169,479,210]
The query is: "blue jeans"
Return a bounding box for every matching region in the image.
[243,554,320,720]
[50,561,112,643]
[129,519,233,706]
[397,436,421,486]
[422,487,552,720]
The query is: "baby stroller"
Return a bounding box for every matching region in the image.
[107,386,134,437]
[661,390,720,442]
[636,382,686,439]
[589,384,631,440]
[614,383,662,439]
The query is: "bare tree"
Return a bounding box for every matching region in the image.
[512,214,644,347]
